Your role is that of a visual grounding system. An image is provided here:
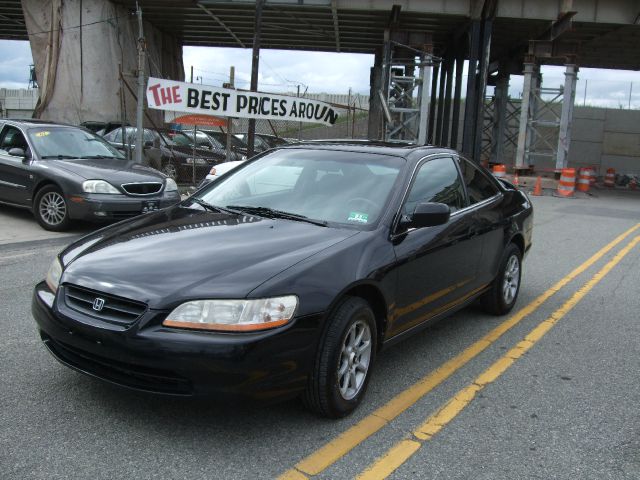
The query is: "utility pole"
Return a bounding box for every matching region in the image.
[247,0,265,157]
[225,66,235,162]
[297,84,302,140]
[135,3,146,165]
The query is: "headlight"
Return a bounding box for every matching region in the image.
[186,157,207,166]
[163,296,298,332]
[83,180,120,194]
[165,177,178,192]
[45,257,63,292]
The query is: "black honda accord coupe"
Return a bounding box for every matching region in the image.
[32,141,533,418]
[0,120,180,231]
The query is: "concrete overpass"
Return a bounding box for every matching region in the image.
[1,0,639,168]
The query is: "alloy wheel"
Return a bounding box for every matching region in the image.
[502,254,520,304]
[39,191,67,226]
[337,319,372,401]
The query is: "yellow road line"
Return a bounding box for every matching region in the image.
[279,223,640,479]
[357,234,640,480]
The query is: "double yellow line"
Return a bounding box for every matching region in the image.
[280,223,640,480]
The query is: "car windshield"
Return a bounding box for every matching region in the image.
[197,148,405,227]
[28,127,124,159]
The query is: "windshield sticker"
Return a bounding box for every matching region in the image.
[35,131,50,137]
[347,212,369,223]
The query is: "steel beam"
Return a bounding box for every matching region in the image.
[490,73,509,164]
[368,49,383,140]
[462,19,480,157]
[472,15,493,163]
[441,52,455,148]
[246,0,265,157]
[428,62,440,143]
[515,60,535,169]
[450,45,464,149]
[556,64,578,170]
[435,56,448,145]
[417,57,432,145]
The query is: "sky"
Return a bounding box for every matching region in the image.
[1,39,640,109]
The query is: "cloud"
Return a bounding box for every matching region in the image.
[0,40,34,89]
[183,46,373,95]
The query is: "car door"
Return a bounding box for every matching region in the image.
[456,156,505,286]
[0,125,33,205]
[389,155,484,337]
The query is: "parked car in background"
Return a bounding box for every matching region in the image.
[80,121,129,137]
[103,127,224,184]
[33,141,533,418]
[198,160,245,188]
[235,132,289,153]
[0,119,180,231]
[180,129,247,162]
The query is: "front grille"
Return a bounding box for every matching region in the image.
[121,182,163,195]
[41,334,192,395]
[64,284,147,326]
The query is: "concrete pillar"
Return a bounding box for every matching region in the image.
[556,64,578,170]
[368,49,384,140]
[525,66,541,158]
[417,57,432,145]
[22,0,183,124]
[490,73,509,164]
[515,60,536,169]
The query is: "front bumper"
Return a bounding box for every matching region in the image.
[66,192,181,222]
[32,282,322,400]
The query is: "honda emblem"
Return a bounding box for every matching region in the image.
[92,297,105,312]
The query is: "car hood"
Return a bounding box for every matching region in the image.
[49,158,165,183]
[60,206,359,309]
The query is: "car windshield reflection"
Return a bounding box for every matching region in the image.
[29,127,125,160]
[197,148,404,228]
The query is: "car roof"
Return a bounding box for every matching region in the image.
[2,119,75,128]
[277,139,451,159]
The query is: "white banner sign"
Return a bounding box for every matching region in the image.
[146,77,339,126]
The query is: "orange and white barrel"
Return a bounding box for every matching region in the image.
[589,167,597,186]
[557,168,576,197]
[492,164,507,178]
[577,168,592,192]
[604,168,615,187]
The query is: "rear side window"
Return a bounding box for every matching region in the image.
[403,156,465,215]
[457,157,499,204]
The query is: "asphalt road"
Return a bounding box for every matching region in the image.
[1,190,639,480]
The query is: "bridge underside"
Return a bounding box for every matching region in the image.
[2,0,639,70]
[1,0,639,169]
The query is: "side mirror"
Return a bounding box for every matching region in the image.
[403,202,450,229]
[8,147,26,158]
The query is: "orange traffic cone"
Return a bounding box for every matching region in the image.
[532,176,542,196]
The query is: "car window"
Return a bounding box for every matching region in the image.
[27,127,124,159]
[0,126,29,153]
[457,157,499,204]
[403,156,465,215]
[104,128,122,143]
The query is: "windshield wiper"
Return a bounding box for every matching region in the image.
[187,197,241,215]
[82,155,122,159]
[41,155,81,159]
[226,205,328,227]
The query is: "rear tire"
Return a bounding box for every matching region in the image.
[303,297,377,418]
[480,243,522,315]
[34,185,71,232]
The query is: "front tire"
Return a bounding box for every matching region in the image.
[303,297,377,418]
[34,185,71,231]
[480,243,522,315]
